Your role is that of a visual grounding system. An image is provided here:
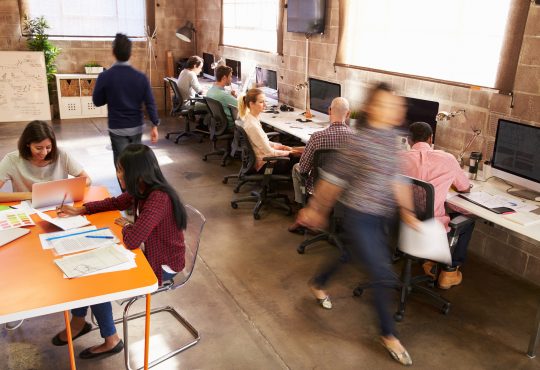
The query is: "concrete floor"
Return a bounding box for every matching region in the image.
[1,116,540,370]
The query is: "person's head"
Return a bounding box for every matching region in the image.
[215,65,233,86]
[117,144,186,229]
[328,97,350,123]
[112,33,132,62]
[362,82,406,128]
[18,120,58,163]
[238,88,265,118]
[408,121,433,145]
[185,56,203,74]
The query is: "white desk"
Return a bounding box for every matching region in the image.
[446,176,540,357]
[260,107,330,143]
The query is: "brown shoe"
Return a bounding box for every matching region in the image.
[438,268,462,289]
[422,261,436,279]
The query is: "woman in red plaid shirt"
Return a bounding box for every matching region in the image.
[53,144,186,360]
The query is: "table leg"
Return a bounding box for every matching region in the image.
[527,300,540,358]
[144,293,151,370]
[64,310,76,370]
[164,80,167,114]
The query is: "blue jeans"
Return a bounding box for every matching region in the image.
[448,212,475,267]
[109,132,142,168]
[161,267,178,282]
[72,302,116,338]
[312,207,399,337]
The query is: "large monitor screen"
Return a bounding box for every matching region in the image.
[256,67,278,101]
[309,77,341,114]
[202,52,215,79]
[225,58,242,83]
[287,0,326,34]
[492,119,540,187]
[403,97,439,143]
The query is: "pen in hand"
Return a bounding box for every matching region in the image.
[60,192,67,210]
[85,235,114,239]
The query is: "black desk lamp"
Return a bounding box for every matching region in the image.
[176,21,197,55]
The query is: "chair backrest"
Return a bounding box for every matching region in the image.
[228,104,240,123]
[228,104,242,155]
[171,204,206,289]
[235,125,257,176]
[165,77,187,116]
[204,96,229,137]
[312,148,339,183]
[408,176,435,221]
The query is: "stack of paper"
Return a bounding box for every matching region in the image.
[37,211,90,230]
[399,218,452,265]
[49,228,118,255]
[54,244,136,278]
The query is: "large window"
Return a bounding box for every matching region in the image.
[24,0,146,38]
[337,0,526,90]
[222,0,281,53]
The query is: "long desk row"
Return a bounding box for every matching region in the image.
[260,106,330,143]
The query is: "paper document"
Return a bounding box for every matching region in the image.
[0,210,34,230]
[37,211,90,230]
[50,228,118,255]
[503,212,540,227]
[460,192,537,212]
[54,244,132,278]
[39,225,97,249]
[399,219,451,265]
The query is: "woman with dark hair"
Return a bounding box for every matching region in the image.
[0,120,91,203]
[53,144,187,360]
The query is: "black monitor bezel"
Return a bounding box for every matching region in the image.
[202,52,215,79]
[225,58,242,83]
[308,77,341,114]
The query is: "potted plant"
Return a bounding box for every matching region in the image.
[23,15,61,106]
[84,62,103,74]
[348,110,362,129]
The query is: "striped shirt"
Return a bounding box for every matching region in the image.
[321,124,401,217]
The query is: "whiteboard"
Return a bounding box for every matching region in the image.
[0,51,51,122]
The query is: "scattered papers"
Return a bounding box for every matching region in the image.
[503,212,540,227]
[39,225,97,249]
[49,228,118,256]
[459,192,537,212]
[0,211,34,230]
[37,211,90,230]
[54,244,135,278]
[399,219,452,265]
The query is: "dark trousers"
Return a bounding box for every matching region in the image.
[109,132,143,168]
[448,212,475,267]
[72,302,116,338]
[312,207,398,337]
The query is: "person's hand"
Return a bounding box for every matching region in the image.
[56,205,85,218]
[150,126,158,143]
[277,144,292,151]
[231,90,238,98]
[115,217,131,227]
[291,146,305,156]
[297,206,328,230]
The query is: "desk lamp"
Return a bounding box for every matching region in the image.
[436,109,481,165]
[211,57,224,69]
[176,21,197,55]
[294,81,313,119]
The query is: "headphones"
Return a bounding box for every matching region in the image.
[279,104,294,112]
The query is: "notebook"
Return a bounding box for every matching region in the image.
[31,177,86,209]
[0,228,30,247]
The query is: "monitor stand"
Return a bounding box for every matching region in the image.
[507,188,540,202]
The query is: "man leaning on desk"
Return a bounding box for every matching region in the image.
[401,121,475,289]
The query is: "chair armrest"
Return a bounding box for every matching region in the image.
[262,156,290,162]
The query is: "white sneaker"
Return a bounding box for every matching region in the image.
[5,319,24,330]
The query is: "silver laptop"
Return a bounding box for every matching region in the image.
[31,177,86,209]
[0,228,30,247]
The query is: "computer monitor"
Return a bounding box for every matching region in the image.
[402,97,439,143]
[225,58,242,83]
[491,119,540,194]
[256,67,278,101]
[308,77,341,114]
[202,52,215,80]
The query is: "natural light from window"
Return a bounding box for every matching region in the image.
[26,0,146,38]
[222,0,279,53]
[340,0,512,88]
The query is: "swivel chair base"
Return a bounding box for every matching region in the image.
[231,190,292,220]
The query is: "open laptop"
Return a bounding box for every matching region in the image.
[31,177,86,209]
[0,228,30,247]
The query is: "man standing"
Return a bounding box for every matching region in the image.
[206,65,238,128]
[401,121,475,289]
[93,33,159,171]
[288,97,353,232]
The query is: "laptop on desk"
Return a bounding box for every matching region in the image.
[0,228,30,247]
[31,177,86,209]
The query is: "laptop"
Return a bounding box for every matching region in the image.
[0,228,30,247]
[31,177,86,209]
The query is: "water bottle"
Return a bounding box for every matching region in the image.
[468,152,482,180]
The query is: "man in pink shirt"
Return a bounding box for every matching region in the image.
[401,122,475,289]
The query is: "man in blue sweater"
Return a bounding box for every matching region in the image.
[93,33,159,170]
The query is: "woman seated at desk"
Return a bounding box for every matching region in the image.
[0,120,91,203]
[239,88,302,174]
[53,144,187,360]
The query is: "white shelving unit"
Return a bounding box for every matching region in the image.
[55,74,107,119]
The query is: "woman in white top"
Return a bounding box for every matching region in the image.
[0,120,91,203]
[238,88,300,174]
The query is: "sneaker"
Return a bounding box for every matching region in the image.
[438,267,462,289]
[5,320,24,330]
[422,261,436,279]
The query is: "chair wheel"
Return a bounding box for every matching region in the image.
[297,245,305,254]
[353,287,363,297]
[442,303,451,315]
[394,312,404,322]
[202,156,207,161]
[221,162,226,167]
[231,202,238,209]
[286,208,292,216]
[222,178,228,184]
[165,134,170,139]
[233,188,240,193]
[427,280,435,288]
[253,213,261,220]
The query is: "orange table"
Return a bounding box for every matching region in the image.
[0,187,158,370]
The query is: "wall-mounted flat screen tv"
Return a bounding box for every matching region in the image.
[287,0,326,34]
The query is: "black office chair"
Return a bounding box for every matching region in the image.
[202,97,234,166]
[164,77,208,144]
[296,149,347,259]
[230,125,292,220]
[353,177,473,321]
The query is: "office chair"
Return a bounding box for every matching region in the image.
[230,125,292,220]
[99,204,206,370]
[164,77,208,144]
[296,149,347,259]
[202,97,234,166]
[353,177,473,321]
